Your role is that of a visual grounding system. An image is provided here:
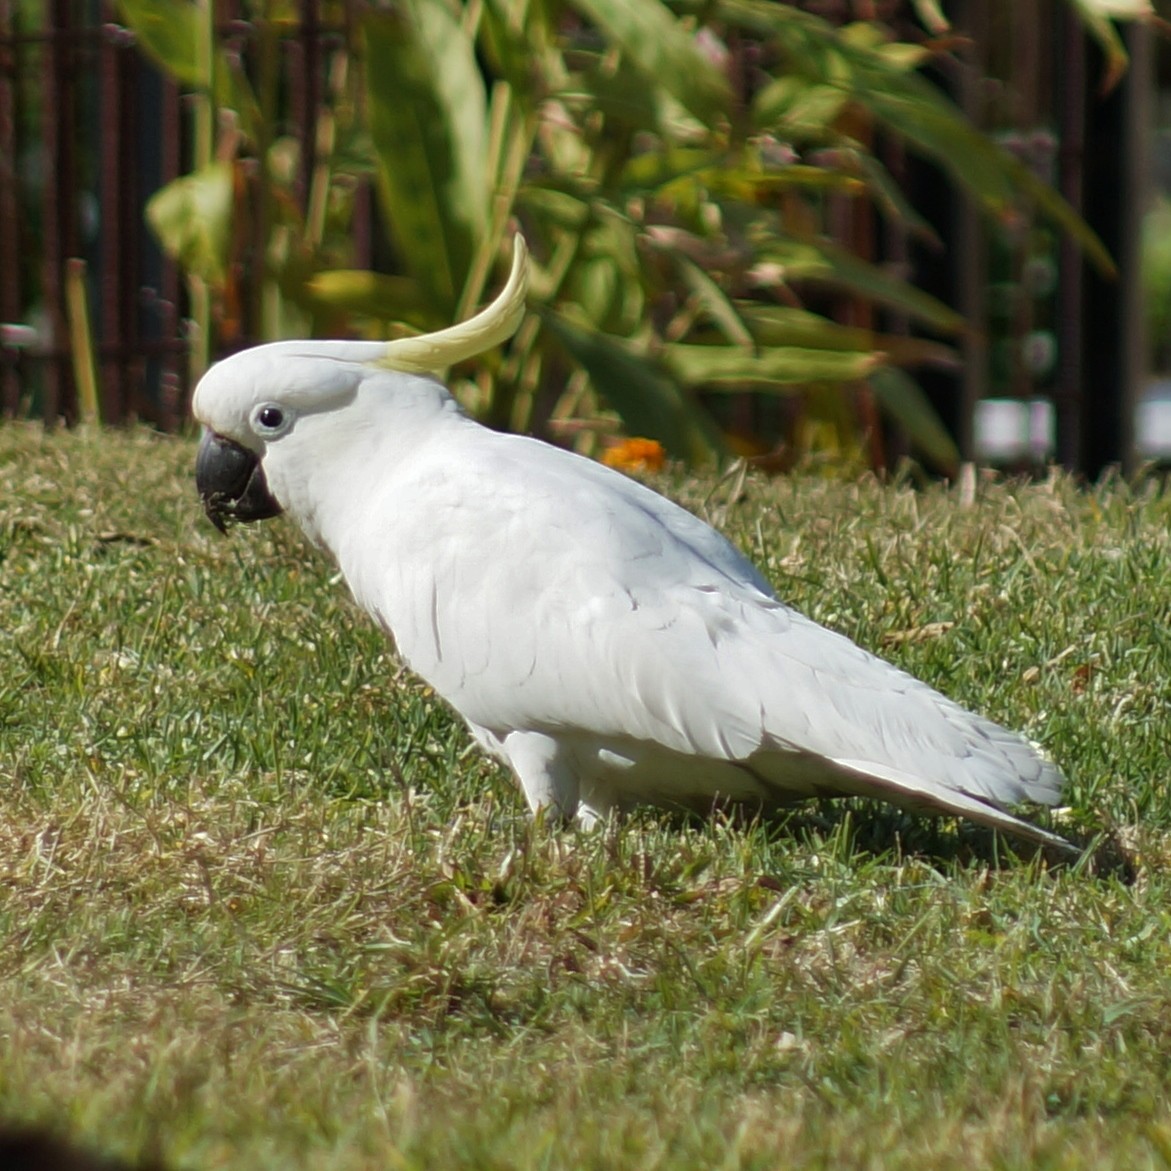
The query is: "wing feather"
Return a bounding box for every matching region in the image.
[337,418,1064,833]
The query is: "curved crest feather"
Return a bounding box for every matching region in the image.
[379,236,529,374]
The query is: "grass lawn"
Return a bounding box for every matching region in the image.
[2,422,1171,1169]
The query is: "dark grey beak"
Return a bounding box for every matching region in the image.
[196,430,283,534]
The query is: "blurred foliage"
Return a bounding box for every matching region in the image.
[121,0,1125,473]
[1144,194,1171,372]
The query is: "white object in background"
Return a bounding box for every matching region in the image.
[1136,379,1171,460]
[974,398,1054,464]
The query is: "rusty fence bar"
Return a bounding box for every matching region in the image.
[41,0,76,424]
[0,0,352,429]
[0,0,19,417]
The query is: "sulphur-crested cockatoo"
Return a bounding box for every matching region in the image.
[193,236,1070,851]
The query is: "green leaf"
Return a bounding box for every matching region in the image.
[119,0,203,83]
[301,271,436,331]
[869,365,960,474]
[540,310,723,465]
[1068,0,1137,92]
[675,256,754,349]
[117,0,260,136]
[907,0,950,34]
[564,219,646,337]
[1143,196,1171,343]
[516,186,593,232]
[362,4,489,313]
[619,147,722,190]
[851,152,940,245]
[568,0,732,127]
[752,77,848,137]
[739,305,957,368]
[703,164,864,201]
[709,0,1115,275]
[663,342,881,389]
[755,238,967,335]
[559,67,673,137]
[848,81,1115,275]
[145,162,234,285]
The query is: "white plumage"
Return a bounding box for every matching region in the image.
[192,240,1069,852]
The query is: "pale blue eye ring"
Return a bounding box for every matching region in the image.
[251,402,292,437]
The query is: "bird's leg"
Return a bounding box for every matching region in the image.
[500,730,581,821]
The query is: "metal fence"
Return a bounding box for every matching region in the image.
[2,0,181,425]
[0,0,364,429]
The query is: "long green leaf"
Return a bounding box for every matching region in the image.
[568,0,732,127]
[752,77,848,136]
[851,152,940,245]
[362,4,489,313]
[559,67,671,135]
[117,0,260,135]
[755,238,967,335]
[119,0,204,84]
[663,342,882,389]
[1069,0,1136,92]
[869,366,960,474]
[675,256,754,349]
[739,305,957,367]
[619,147,861,202]
[301,271,436,331]
[707,0,1115,276]
[540,311,723,464]
[851,82,1115,275]
[619,147,722,191]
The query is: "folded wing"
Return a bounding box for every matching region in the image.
[351,427,1065,847]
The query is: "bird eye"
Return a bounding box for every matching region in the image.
[251,402,292,436]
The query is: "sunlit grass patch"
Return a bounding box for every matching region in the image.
[2,424,1171,1168]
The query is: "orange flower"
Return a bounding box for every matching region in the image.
[601,437,666,474]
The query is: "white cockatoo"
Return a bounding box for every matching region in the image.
[193,236,1071,852]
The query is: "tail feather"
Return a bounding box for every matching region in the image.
[827,756,1076,854]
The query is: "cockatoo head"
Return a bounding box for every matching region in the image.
[192,236,529,533]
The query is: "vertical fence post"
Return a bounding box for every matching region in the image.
[1054,7,1086,472]
[157,67,186,428]
[1118,21,1152,476]
[0,0,21,416]
[41,0,79,424]
[955,0,989,463]
[99,10,138,424]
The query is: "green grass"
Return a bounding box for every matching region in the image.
[2,423,1171,1169]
